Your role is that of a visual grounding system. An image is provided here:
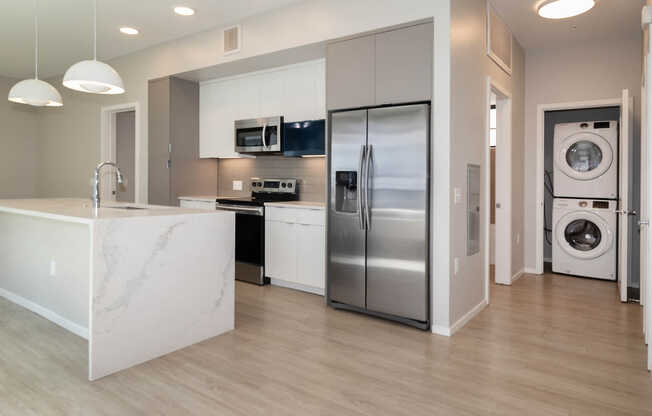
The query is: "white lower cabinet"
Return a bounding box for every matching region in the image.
[265,206,325,295]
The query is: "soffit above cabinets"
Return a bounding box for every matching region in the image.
[488,0,643,49]
[0,0,303,79]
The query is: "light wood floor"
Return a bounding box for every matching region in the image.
[0,272,650,415]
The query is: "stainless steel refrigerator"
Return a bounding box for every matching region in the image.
[327,104,430,329]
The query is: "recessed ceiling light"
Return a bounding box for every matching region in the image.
[537,0,595,19]
[119,27,139,35]
[174,6,195,16]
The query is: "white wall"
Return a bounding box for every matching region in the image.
[0,76,39,198]
[523,37,643,271]
[449,0,525,327]
[31,0,453,331]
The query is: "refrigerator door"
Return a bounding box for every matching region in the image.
[328,110,368,308]
[365,104,429,322]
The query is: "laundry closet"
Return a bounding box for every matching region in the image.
[542,95,639,301]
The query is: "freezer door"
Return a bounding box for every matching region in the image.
[366,104,429,322]
[328,110,367,308]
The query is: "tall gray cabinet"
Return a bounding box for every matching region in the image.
[326,22,433,110]
[148,76,217,206]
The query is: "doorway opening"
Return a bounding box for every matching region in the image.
[484,77,513,301]
[100,103,142,204]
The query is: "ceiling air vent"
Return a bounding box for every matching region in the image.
[486,3,512,76]
[223,25,241,55]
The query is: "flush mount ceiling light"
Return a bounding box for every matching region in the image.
[119,27,139,35]
[537,0,595,19]
[8,0,63,107]
[174,6,195,16]
[63,0,124,94]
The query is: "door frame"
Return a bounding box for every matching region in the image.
[484,77,512,297]
[534,97,622,275]
[100,102,142,203]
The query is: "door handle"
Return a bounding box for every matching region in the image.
[358,145,366,230]
[615,209,637,216]
[639,219,649,226]
[364,144,372,229]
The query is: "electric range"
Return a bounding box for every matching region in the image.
[216,179,298,285]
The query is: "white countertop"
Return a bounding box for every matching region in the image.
[0,198,228,225]
[264,201,325,210]
[178,195,218,202]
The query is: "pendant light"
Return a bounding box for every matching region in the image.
[8,1,63,107]
[63,0,124,94]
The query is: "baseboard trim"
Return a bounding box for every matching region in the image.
[449,299,488,336]
[270,279,324,296]
[511,268,525,283]
[524,267,540,275]
[431,325,451,336]
[0,287,89,339]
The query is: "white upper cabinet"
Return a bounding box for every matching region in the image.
[199,59,326,158]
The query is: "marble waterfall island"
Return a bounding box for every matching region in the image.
[0,198,235,380]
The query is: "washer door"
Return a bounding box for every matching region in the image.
[556,132,614,181]
[555,211,614,259]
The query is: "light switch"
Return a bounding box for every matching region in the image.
[454,257,460,275]
[232,180,243,191]
[454,187,462,204]
[50,259,56,277]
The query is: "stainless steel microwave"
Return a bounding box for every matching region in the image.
[234,116,283,153]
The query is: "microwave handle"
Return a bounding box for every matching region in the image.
[262,123,267,149]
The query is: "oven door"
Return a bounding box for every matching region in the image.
[234,117,283,153]
[216,204,268,285]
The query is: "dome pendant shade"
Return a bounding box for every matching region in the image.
[63,60,124,94]
[8,79,63,107]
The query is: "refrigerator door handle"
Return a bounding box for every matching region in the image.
[364,144,372,229]
[358,144,366,230]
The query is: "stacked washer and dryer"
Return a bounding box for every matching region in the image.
[552,121,619,281]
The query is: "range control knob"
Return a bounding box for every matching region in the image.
[288,183,293,188]
[281,183,287,188]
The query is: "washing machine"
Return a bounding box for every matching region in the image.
[552,198,617,280]
[553,120,618,199]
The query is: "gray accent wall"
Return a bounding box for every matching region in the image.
[116,111,136,203]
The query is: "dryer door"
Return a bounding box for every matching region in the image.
[556,211,615,260]
[556,132,614,181]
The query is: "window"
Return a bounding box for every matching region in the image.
[489,104,497,147]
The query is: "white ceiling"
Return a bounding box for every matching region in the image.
[490,0,644,50]
[0,0,302,79]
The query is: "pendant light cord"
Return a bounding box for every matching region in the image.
[93,0,97,60]
[34,0,38,79]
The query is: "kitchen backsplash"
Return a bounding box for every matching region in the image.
[217,157,326,202]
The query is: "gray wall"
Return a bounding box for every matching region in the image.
[450,0,526,324]
[524,36,643,272]
[217,157,325,202]
[0,76,39,198]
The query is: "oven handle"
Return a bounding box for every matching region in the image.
[216,204,264,216]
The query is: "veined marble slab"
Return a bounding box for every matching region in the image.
[0,198,235,381]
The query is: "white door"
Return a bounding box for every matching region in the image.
[495,93,512,285]
[618,89,633,302]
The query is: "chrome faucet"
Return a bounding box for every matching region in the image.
[93,161,124,208]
